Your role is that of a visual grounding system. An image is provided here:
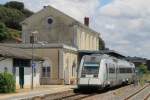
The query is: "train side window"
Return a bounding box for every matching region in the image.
[119,68,125,73]
[105,64,108,72]
[113,64,116,73]
[109,67,115,73]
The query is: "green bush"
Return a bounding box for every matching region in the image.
[0,72,16,93]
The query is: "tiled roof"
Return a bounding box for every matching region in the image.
[0,45,43,60]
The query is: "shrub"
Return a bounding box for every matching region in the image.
[0,22,9,41]
[0,72,16,93]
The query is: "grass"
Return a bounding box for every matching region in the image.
[139,73,150,86]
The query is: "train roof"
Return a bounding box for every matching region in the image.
[78,50,126,59]
[83,54,135,68]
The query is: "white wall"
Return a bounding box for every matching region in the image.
[0,58,13,73]
[0,57,41,89]
[16,63,41,89]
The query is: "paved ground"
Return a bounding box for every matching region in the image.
[0,85,76,100]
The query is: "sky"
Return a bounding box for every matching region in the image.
[0,0,150,59]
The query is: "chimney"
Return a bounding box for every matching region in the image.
[84,17,89,27]
[43,6,48,8]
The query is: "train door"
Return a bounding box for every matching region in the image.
[105,63,109,81]
[19,67,24,89]
[115,64,118,85]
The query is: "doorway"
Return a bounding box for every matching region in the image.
[64,58,70,84]
[19,67,24,89]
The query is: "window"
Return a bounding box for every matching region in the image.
[41,67,50,77]
[12,67,16,75]
[81,62,100,75]
[109,64,115,73]
[47,67,50,77]
[119,67,132,73]
[4,67,8,72]
[47,17,53,24]
[109,68,115,73]
[34,67,36,76]
[72,61,76,77]
[42,67,46,77]
[13,59,30,67]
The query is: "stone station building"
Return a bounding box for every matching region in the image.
[2,5,104,85]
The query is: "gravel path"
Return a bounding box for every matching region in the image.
[82,84,146,100]
[129,85,150,100]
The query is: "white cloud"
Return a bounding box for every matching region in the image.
[93,0,150,58]
[13,0,99,23]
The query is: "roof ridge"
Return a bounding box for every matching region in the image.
[21,5,100,36]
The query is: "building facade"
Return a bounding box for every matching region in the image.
[21,6,100,51]
[19,6,102,85]
[0,45,43,89]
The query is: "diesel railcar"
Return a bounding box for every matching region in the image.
[77,54,135,89]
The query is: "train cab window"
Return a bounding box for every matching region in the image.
[81,62,100,75]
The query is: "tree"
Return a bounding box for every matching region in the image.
[99,37,105,50]
[4,1,24,10]
[0,6,25,30]
[21,9,33,17]
[138,64,149,74]
[0,22,9,41]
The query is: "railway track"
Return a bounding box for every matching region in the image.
[53,93,98,100]
[45,84,132,100]
[124,83,150,100]
[31,84,148,100]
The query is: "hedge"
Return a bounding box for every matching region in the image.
[0,72,16,93]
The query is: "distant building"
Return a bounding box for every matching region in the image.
[146,60,150,71]
[126,56,147,68]
[0,45,43,89]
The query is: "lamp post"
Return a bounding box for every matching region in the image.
[30,31,38,90]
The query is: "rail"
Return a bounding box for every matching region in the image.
[124,83,150,100]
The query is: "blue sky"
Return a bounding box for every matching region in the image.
[0,0,8,4]
[0,0,150,59]
[100,0,112,6]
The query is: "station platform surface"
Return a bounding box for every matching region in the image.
[0,85,77,100]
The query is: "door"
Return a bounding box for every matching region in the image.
[64,58,70,84]
[115,64,118,85]
[19,67,24,89]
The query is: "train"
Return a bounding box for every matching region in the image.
[77,54,135,89]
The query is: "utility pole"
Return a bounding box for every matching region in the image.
[30,33,34,90]
[30,31,38,90]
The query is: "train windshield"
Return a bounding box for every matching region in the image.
[82,62,100,75]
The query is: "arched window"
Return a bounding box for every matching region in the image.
[4,67,8,72]
[72,60,76,77]
[42,60,51,77]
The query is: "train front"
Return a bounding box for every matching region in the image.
[77,55,102,89]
